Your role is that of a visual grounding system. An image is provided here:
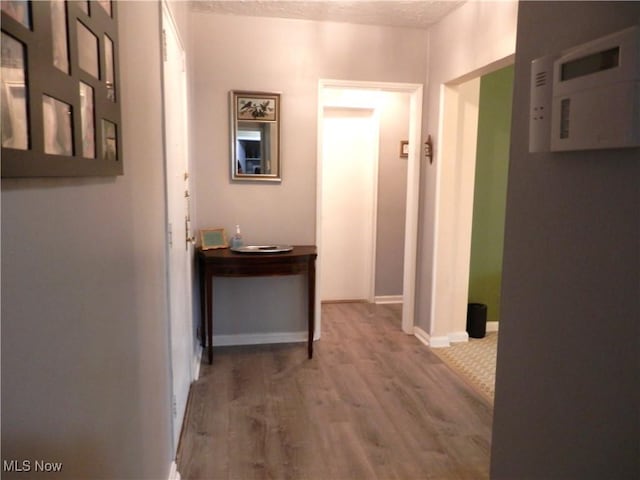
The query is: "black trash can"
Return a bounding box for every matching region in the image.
[467,303,487,339]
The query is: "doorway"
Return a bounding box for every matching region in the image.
[320,107,378,302]
[467,65,514,325]
[429,59,514,346]
[316,80,423,337]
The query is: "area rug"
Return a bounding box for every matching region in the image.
[432,332,497,403]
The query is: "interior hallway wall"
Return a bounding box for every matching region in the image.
[166,0,189,36]
[189,12,427,336]
[376,91,410,298]
[491,2,640,477]
[1,2,173,478]
[419,0,518,338]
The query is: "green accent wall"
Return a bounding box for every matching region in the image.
[468,65,514,322]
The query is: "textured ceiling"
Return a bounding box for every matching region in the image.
[190,1,466,29]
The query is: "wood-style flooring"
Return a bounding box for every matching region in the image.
[177,303,493,480]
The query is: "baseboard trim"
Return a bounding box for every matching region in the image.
[374,295,403,304]
[192,346,202,381]
[448,331,469,343]
[168,461,181,480]
[413,326,450,348]
[212,331,307,347]
[321,299,367,304]
[413,326,430,346]
[487,321,499,332]
[428,335,451,348]
[413,327,475,348]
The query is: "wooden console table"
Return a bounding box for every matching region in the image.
[197,246,317,364]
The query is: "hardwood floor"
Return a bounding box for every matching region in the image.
[177,303,493,479]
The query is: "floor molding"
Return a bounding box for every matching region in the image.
[321,299,367,304]
[374,295,403,304]
[192,346,202,381]
[168,461,181,480]
[414,326,451,348]
[212,331,306,347]
[487,321,499,332]
[449,331,469,343]
[429,335,451,348]
[413,326,431,346]
[414,327,475,348]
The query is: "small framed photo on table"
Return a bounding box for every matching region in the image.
[200,228,228,250]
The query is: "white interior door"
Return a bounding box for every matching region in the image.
[320,107,378,302]
[162,5,194,453]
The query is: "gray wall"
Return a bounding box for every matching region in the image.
[1,2,173,478]
[189,12,427,335]
[491,2,640,478]
[376,92,409,297]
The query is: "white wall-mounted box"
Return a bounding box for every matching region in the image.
[530,25,640,152]
[529,55,556,153]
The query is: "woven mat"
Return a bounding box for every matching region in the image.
[432,332,497,403]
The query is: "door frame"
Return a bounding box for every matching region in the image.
[316,79,423,336]
[160,0,194,456]
[429,56,514,345]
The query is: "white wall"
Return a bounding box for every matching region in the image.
[427,77,481,345]
[166,0,189,37]
[1,2,173,478]
[189,12,427,336]
[491,2,640,477]
[418,0,518,338]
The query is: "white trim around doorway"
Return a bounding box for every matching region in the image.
[316,79,423,339]
[429,55,514,341]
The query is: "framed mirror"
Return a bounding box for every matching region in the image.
[230,90,280,182]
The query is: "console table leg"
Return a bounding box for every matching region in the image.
[308,257,316,359]
[199,265,206,348]
[206,273,213,364]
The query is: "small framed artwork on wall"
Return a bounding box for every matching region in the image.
[235,92,278,122]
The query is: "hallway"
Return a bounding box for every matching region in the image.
[177,303,492,479]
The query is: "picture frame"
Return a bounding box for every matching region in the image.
[230,90,281,182]
[200,228,228,250]
[400,140,409,158]
[235,92,279,122]
[1,1,122,177]
[1,1,31,28]
[2,79,29,151]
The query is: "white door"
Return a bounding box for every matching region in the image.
[320,107,378,302]
[162,6,194,452]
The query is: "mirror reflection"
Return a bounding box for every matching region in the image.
[230,91,280,182]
